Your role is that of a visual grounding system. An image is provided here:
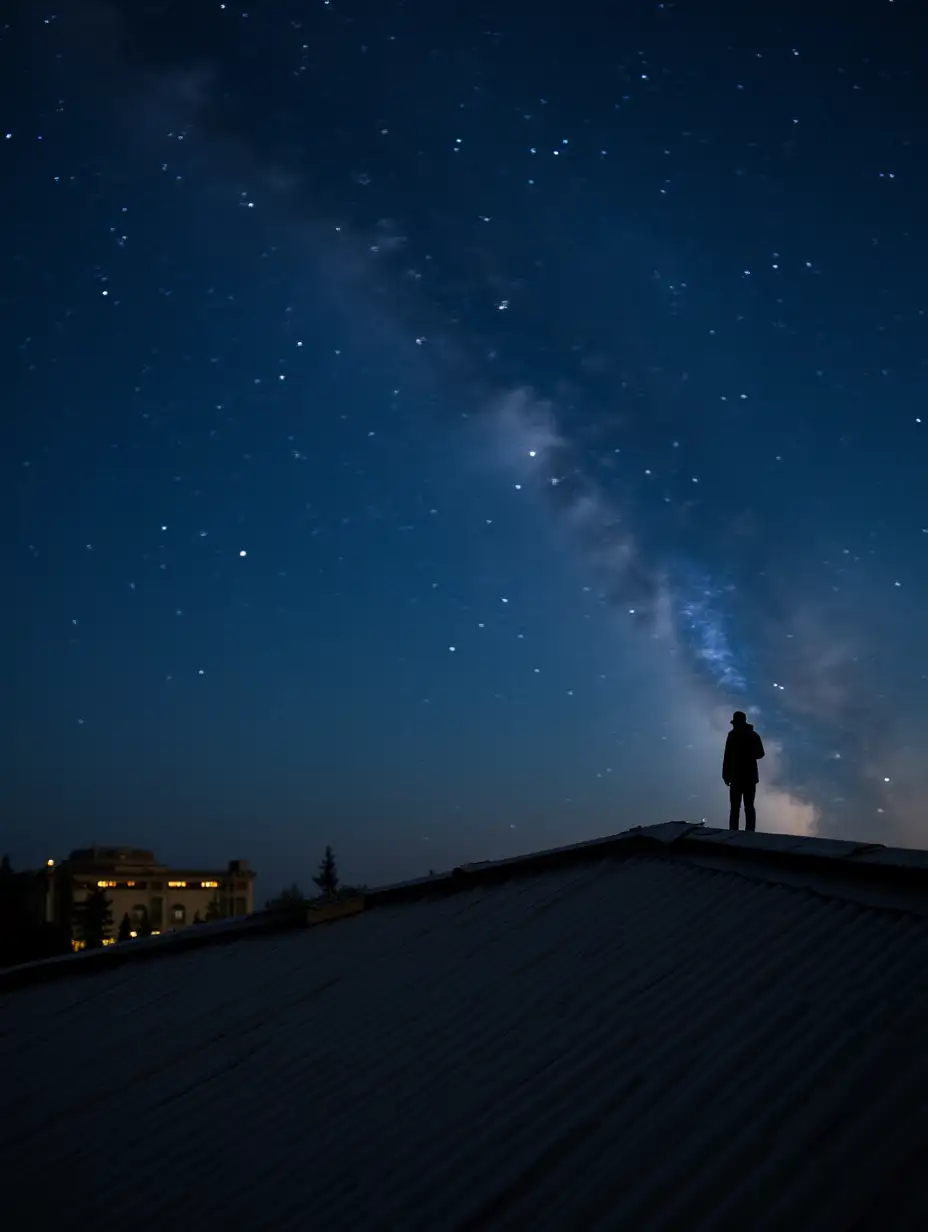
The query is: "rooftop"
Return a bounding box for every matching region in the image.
[2,822,927,1229]
[58,847,253,874]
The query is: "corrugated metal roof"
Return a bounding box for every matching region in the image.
[2,833,928,1230]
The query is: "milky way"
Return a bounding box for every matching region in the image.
[5,1,927,893]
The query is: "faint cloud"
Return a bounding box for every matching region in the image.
[751,735,820,837]
[490,388,566,469]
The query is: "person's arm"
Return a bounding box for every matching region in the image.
[755,732,765,760]
[722,734,731,783]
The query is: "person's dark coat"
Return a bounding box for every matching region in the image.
[723,722,765,785]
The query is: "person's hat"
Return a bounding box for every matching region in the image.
[731,710,747,725]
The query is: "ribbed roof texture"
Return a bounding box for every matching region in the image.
[3,825,928,1231]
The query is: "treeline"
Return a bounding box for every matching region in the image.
[0,856,70,968]
[0,856,135,963]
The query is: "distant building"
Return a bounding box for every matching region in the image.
[46,846,255,949]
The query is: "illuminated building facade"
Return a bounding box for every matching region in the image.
[46,847,256,950]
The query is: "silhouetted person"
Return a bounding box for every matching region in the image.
[723,710,765,831]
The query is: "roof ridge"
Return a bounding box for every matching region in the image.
[367,821,928,907]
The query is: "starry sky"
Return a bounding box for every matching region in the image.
[4,0,927,896]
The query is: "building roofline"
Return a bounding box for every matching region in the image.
[3,823,926,993]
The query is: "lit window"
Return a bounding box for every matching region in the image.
[168,880,187,888]
[172,904,186,924]
[129,930,138,938]
[125,880,136,887]
[97,880,117,888]
[151,929,161,935]
[72,939,86,952]
[102,937,115,946]
[201,880,219,888]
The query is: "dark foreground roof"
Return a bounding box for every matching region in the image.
[3,823,928,1230]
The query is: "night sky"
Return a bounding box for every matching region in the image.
[5,1,927,897]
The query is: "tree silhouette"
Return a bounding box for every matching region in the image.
[0,855,70,967]
[205,896,223,923]
[312,846,339,896]
[117,913,132,942]
[265,882,307,909]
[73,886,113,950]
[0,854,22,965]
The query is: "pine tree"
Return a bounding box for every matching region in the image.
[312,846,339,896]
[117,913,132,942]
[73,886,114,950]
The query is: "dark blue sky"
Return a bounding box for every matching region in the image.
[4,0,927,897]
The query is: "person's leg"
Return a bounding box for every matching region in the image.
[729,783,742,830]
[743,783,757,831]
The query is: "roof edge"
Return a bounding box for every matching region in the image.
[0,897,365,993]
